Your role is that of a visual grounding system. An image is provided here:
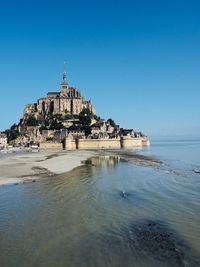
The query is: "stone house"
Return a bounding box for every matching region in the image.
[0,133,7,148]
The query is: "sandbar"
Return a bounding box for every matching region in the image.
[0,149,161,186]
[0,150,98,186]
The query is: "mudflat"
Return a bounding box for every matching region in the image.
[0,150,97,185]
[0,149,161,186]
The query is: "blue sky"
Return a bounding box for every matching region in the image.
[0,0,200,139]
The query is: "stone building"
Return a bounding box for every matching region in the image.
[91,120,119,139]
[0,133,7,148]
[23,70,96,118]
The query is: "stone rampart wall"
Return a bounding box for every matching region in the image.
[121,137,142,147]
[39,142,63,150]
[64,137,150,150]
[65,138,77,150]
[77,138,121,150]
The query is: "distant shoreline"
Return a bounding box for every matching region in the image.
[0,149,161,186]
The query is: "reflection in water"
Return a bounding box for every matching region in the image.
[85,155,121,167]
[0,144,200,267]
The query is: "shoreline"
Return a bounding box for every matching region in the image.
[0,149,161,186]
[0,150,98,186]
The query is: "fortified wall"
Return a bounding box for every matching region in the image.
[78,138,121,149]
[121,136,150,148]
[64,137,150,150]
[40,142,63,150]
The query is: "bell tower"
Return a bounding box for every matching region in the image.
[60,62,69,96]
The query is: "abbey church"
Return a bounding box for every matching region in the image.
[23,70,96,118]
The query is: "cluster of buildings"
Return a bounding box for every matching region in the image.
[14,119,149,150]
[4,69,150,150]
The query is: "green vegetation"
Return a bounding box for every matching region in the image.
[5,124,20,143]
[23,109,103,133]
[26,116,39,126]
[49,120,65,130]
[78,108,93,126]
[5,108,119,144]
[64,114,79,120]
[107,118,116,127]
[79,108,93,116]
[53,114,64,121]
[81,126,91,136]
[94,115,101,121]
[78,114,91,126]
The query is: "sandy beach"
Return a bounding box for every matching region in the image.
[0,150,98,186]
[0,149,161,186]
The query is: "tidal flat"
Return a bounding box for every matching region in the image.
[0,141,200,267]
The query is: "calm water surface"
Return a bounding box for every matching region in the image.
[0,140,200,267]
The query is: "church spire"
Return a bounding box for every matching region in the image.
[62,61,67,84]
[60,61,69,95]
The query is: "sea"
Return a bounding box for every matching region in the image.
[0,140,200,267]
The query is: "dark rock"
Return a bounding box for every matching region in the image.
[122,220,200,267]
[120,191,126,198]
[65,219,200,267]
[118,190,146,204]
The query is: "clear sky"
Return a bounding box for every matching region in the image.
[0,0,200,140]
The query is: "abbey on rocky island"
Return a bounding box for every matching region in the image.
[4,68,149,149]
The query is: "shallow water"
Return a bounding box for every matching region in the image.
[0,141,200,267]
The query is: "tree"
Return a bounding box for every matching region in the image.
[49,121,65,130]
[94,115,101,121]
[107,118,116,127]
[78,108,92,126]
[10,123,18,130]
[5,124,20,143]
[81,126,91,137]
[54,113,64,121]
[79,108,92,116]
[78,114,91,126]
[26,116,39,126]
[44,119,50,127]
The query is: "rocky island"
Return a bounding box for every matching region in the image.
[2,69,150,150]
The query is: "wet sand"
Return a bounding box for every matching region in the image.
[0,149,161,186]
[0,150,98,186]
